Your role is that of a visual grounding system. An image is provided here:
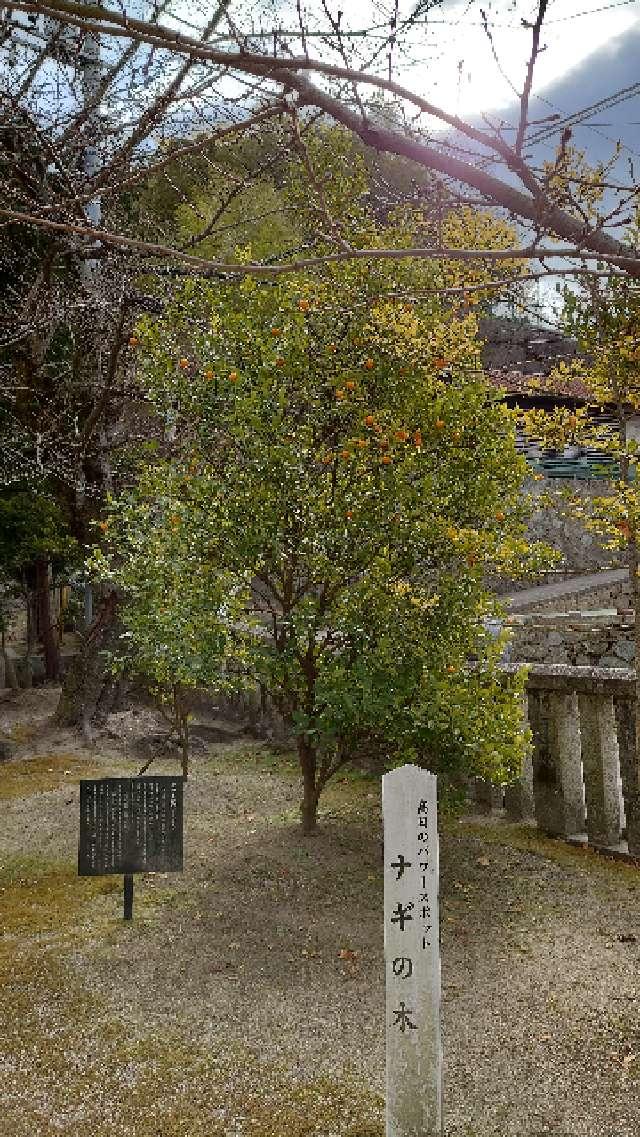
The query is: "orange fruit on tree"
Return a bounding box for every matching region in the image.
[327,342,337,352]
[98,520,109,532]
[495,511,506,522]
[364,358,374,370]
[413,431,423,447]
[298,299,310,311]
[179,357,189,369]
[336,389,346,400]
[275,357,285,367]
[434,357,446,369]
[395,429,408,442]
[204,369,214,380]
[128,335,139,347]
[381,454,392,465]
[228,371,238,382]
[345,380,356,391]
[340,449,351,461]
[435,418,445,430]
[345,510,353,519]
[322,455,333,465]
[271,327,281,336]
[356,439,367,449]
[364,414,375,427]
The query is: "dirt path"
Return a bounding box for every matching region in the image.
[1,689,639,1136]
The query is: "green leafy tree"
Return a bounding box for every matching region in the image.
[95,135,549,828]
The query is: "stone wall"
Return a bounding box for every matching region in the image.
[508,612,635,668]
[509,578,632,615]
[493,476,624,598]
[525,475,624,576]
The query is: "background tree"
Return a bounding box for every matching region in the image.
[0,489,78,681]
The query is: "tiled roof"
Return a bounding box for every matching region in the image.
[486,369,592,400]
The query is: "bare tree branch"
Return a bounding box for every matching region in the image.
[5,0,638,276]
[516,0,549,154]
[3,206,639,276]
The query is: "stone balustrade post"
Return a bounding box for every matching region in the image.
[578,693,621,848]
[528,690,585,837]
[614,699,640,855]
[496,663,637,854]
[505,693,535,821]
[504,751,535,820]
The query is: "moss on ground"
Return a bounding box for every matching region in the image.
[456,818,640,885]
[0,855,384,1136]
[0,754,106,801]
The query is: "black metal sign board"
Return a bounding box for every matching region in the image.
[78,776,183,877]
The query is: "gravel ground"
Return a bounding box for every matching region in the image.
[1,688,640,1136]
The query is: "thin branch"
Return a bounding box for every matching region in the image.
[91,0,232,193]
[4,207,639,275]
[79,299,128,449]
[59,104,285,209]
[516,0,549,154]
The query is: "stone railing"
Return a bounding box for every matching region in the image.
[470,664,640,857]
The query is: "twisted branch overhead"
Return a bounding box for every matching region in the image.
[2,0,640,278]
[0,207,635,276]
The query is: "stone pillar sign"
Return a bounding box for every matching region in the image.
[383,764,442,1137]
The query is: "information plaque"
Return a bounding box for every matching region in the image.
[78,776,183,877]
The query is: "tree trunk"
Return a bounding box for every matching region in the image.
[181,718,189,781]
[174,684,189,781]
[35,557,61,681]
[3,650,19,692]
[1,627,18,692]
[56,588,121,728]
[21,575,34,687]
[298,736,320,833]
